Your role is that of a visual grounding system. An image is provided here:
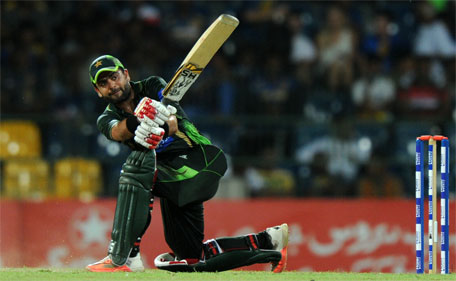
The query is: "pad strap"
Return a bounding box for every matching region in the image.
[203,239,224,259]
[203,234,259,259]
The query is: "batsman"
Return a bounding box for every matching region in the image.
[85,55,288,273]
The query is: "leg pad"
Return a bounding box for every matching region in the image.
[154,250,281,272]
[110,150,155,265]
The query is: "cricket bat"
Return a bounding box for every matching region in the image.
[162,14,239,101]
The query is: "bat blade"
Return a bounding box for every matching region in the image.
[163,14,239,101]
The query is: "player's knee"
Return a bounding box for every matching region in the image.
[123,150,155,172]
[120,150,156,190]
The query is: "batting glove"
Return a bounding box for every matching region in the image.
[134,121,165,150]
[134,97,176,126]
[166,104,177,115]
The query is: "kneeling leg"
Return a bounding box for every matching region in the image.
[155,232,281,272]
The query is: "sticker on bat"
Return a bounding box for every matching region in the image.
[164,63,203,101]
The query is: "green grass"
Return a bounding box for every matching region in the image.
[0,268,455,281]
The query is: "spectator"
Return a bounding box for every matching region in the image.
[245,146,296,197]
[414,1,456,58]
[395,55,416,90]
[288,12,317,114]
[351,55,396,121]
[250,56,294,116]
[295,117,372,196]
[395,56,451,122]
[305,152,338,197]
[242,1,291,58]
[316,5,356,92]
[413,1,455,94]
[234,49,257,113]
[357,155,404,198]
[288,13,317,72]
[361,10,402,72]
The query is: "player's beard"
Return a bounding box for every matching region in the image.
[103,82,132,104]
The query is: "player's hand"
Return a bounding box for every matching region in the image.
[134,97,174,126]
[134,121,165,150]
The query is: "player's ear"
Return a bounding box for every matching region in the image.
[123,69,130,82]
[94,86,102,98]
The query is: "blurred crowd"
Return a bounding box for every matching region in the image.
[2,0,455,198]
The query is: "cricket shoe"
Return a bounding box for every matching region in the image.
[86,255,132,272]
[126,253,145,272]
[266,223,289,273]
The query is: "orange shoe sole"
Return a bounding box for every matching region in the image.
[272,246,288,273]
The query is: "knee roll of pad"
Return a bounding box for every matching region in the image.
[122,150,156,189]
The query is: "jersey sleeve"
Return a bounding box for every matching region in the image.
[97,105,122,141]
[144,76,167,98]
[161,98,211,147]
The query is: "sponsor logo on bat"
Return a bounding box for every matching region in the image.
[167,63,203,98]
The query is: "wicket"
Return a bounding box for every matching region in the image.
[416,135,450,274]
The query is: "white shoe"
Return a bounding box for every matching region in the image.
[265,223,288,273]
[127,253,145,272]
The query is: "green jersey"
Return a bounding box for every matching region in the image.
[97,76,211,154]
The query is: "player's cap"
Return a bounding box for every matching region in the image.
[89,55,124,84]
